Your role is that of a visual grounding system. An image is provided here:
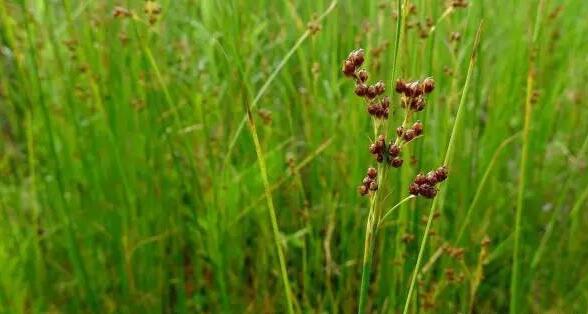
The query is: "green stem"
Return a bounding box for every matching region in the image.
[511,2,543,312]
[402,23,483,314]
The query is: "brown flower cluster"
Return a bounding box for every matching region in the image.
[358,167,379,196]
[395,78,435,112]
[408,166,448,198]
[342,49,389,119]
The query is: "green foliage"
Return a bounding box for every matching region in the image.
[1,0,587,313]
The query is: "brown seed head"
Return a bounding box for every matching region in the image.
[419,184,437,198]
[374,80,385,95]
[403,128,416,142]
[369,181,379,191]
[409,183,420,195]
[412,121,423,136]
[343,60,356,76]
[414,173,428,185]
[388,144,401,157]
[350,49,365,67]
[367,167,378,178]
[391,157,403,168]
[422,77,435,93]
[357,69,368,82]
[355,83,368,96]
[395,79,407,94]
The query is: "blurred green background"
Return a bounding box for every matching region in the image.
[1,0,587,313]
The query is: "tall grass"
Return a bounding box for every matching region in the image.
[1,0,588,313]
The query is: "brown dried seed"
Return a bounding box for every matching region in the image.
[388,144,401,157]
[422,77,435,93]
[403,128,416,142]
[355,83,368,96]
[374,80,385,95]
[409,183,420,195]
[367,167,377,178]
[343,60,356,76]
[412,121,423,136]
[391,157,403,168]
[414,173,427,185]
[357,69,368,82]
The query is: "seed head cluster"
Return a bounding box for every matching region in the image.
[342,49,389,119]
[343,48,444,198]
[358,167,379,196]
[409,166,448,198]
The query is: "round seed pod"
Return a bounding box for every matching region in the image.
[362,176,371,185]
[343,60,356,76]
[426,171,438,185]
[412,121,423,136]
[403,128,416,142]
[419,184,438,198]
[422,77,435,93]
[369,143,378,154]
[374,81,385,95]
[435,166,448,182]
[367,104,379,115]
[367,85,378,99]
[409,183,420,195]
[351,49,365,67]
[388,144,401,157]
[396,126,404,137]
[391,157,404,168]
[376,154,384,163]
[395,79,407,94]
[355,83,368,96]
[414,173,428,185]
[359,185,369,196]
[369,181,379,191]
[357,69,368,82]
[367,167,378,178]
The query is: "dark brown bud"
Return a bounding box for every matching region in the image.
[359,185,369,196]
[409,183,420,195]
[414,173,428,185]
[357,69,368,82]
[367,104,379,115]
[410,96,426,111]
[369,143,378,154]
[367,167,377,178]
[426,171,438,185]
[435,166,448,182]
[405,81,422,97]
[419,184,437,198]
[355,83,368,96]
[367,85,378,99]
[362,176,371,185]
[396,126,404,137]
[388,144,400,157]
[391,157,403,168]
[422,77,435,93]
[412,121,423,136]
[374,80,385,95]
[350,49,365,67]
[395,79,407,94]
[376,154,384,163]
[369,181,379,191]
[403,128,416,142]
[343,60,356,76]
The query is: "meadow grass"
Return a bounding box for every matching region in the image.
[1,0,588,313]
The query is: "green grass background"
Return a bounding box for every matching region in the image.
[1,0,588,313]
